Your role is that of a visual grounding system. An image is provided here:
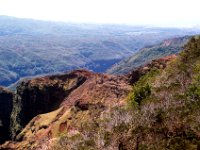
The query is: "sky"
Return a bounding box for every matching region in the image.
[0,0,200,27]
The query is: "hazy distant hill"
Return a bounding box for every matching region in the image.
[0,16,199,86]
[107,36,191,74]
[2,37,200,149]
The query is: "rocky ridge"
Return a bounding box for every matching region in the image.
[0,55,176,149]
[0,87,13,144]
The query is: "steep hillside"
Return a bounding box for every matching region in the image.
[114,35,200,149]
[0,87,13,144]
[2,54,174,149]
[0,16,199,86]
[0,56,174,149]
[0,69,132,150]
[1,36,200,149]
[107,36,190,74]
[44,36,200,150]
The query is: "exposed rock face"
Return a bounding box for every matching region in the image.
[10,70,88,140]
[61,71,131,108]
[0,56,176,149]
[0,87,13,144]
[10,69,130,140]
[1,69,131,149]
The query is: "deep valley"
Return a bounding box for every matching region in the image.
[1,36,200,149]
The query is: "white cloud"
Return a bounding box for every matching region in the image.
[0,0,199,27]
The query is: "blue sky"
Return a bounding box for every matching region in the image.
[0,0,200,27]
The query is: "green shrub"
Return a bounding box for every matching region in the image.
[186,74,200,103]
[131,83,151,106]
[128,70,158,107]
[103,131,112,146]
[113,122,129,133]
[155,109,166,124]
[180,36,200,62]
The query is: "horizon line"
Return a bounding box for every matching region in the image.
[0,15,199,29]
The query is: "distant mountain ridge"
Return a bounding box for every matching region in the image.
[107,36,191,74]
[1,36,200,149]
[0,16,200,86]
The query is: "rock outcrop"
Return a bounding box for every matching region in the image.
[10,70,88,140]
[0,69,131,149]
[0,56,177,149]
[2,36,200,150]
[0,87,13,144]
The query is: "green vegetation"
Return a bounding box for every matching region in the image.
[187,76,200,101]
[129,70,159,106]
[108,36,190,74]
[129,82,151,106]
[0,16,199,86]
[3,35,200,149]
[127,36,200,149]
[1,16,190,87]
[52,36,200,149]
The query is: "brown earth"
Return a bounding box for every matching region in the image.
[0,55,176,150]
